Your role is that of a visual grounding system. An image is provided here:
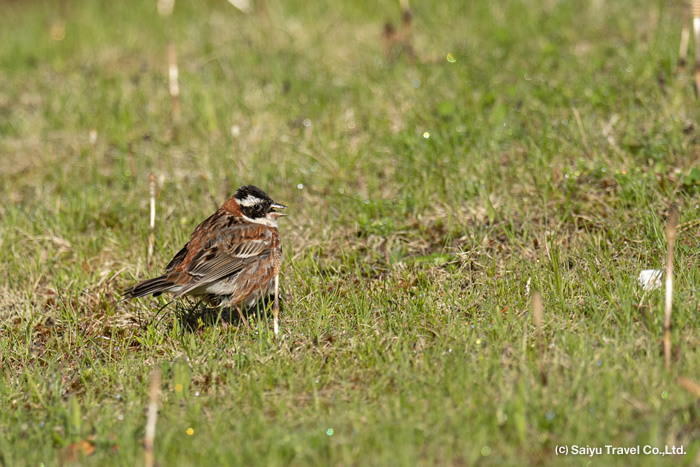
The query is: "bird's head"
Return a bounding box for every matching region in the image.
[234,185,287,225]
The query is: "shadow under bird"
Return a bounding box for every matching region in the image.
[123,185,287,336]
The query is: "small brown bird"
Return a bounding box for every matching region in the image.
[123,185,287,336]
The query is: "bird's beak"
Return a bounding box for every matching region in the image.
[270,202,288,217]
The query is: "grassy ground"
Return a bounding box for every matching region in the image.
[1,0,700,464]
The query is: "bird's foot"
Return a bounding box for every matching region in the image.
[235,306,253,332]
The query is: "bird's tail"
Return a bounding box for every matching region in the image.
[122,275,174,300]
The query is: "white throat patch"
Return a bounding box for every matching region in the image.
[242,214,278,228]
[238,195,262,207]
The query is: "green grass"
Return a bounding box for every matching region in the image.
[1,0,700,464]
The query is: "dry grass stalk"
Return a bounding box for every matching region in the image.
[399,0,414,62]
[157,0,174,17]
[383,22,400,60]
[144,368,161,467]
[167,43,181,124]
[693,0,700,95]
[227,0,252,14]
[273,274,280,337]
[148,173,157,270]
[399,0,411,31]
[383,0,416,63]
[380,238,391,266]
[531,290,547,384]
[532,291,543,347]
[572,107,592,155]
[676,376,700,397]
[678,24,690,73]
[663,203,679,370]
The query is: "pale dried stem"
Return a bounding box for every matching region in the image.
[144,368,161,467]
[572,107,591,155]
[168,43,181,124]
[664,204,679,370]
[399,0,414,62]
[148,173,156,270]
[693,1,700,95]
[679,26,690,72]
[532,291,543,351]
[157,0,174,17]
[273,274,280,338]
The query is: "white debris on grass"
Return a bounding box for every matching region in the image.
[638,269,663,291]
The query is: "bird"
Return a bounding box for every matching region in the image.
[123,185,287,336]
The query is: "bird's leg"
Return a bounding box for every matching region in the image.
[273,274,280,338]
[235,304,252,331]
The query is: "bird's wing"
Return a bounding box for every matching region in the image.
[164,210,221,273]
[165,242,189,273]
[172,216,273,296]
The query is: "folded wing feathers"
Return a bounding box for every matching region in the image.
[165,243,189,272]
[173,225,272,296]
